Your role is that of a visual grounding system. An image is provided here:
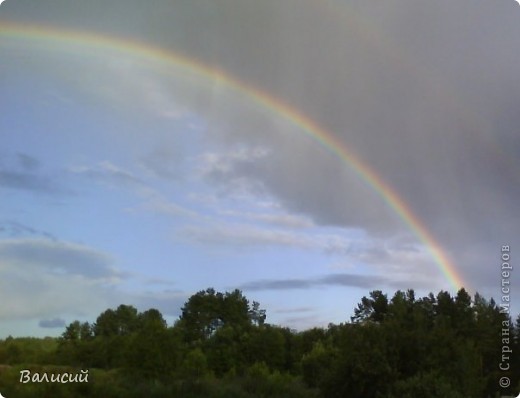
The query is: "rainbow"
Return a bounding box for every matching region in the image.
[0,21,465,290]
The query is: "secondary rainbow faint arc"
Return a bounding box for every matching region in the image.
[0,21,465,291]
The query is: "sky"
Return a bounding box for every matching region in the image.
[0,0,519,338]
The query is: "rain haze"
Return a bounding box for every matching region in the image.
[0,0,519,337]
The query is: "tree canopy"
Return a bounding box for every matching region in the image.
[0,287,518,398]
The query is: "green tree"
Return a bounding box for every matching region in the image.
[179,288,225,342]
[182,348,209,379]
[93,305,139,337]
[248,300,267,326]
[351,290,388,323]
[61,321,92,341]
[221,289,251,327]
[246,325,286,371]
[389,371,465,398]
[127,309,178,379]
[453,288,474,337]
[179,288,263,343]
[90,305,140,368]
[472,293,508,396]
[205,324,244,376]
[62,321,81,341]
[307,322,395,398]
[58,321,94,365]
[384,290,426,378]
[301,340,336,389]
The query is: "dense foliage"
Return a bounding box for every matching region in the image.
[0,287,518,397]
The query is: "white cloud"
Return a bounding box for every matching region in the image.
[0,238,122,280]
[72,161,200,219]
[178,222,355,255]
[217,209,314,229]
[75,53,193,122]
[71,161,147,191]
[132,194,200,219]
[0,238,124,319]
[0,238,190,325]
[195,146,273,200]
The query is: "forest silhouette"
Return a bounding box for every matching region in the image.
[0,287,518,397]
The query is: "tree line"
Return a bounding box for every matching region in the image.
[0,287,519,397]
